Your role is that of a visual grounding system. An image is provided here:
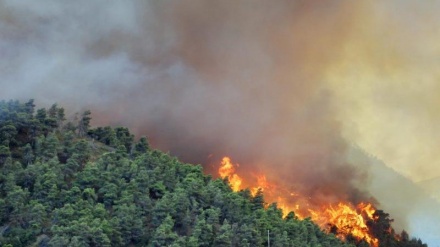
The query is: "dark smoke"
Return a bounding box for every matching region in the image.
[0,0,377,208]
[1,0,439,243]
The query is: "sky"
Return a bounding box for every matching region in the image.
[1,0,440,243]
[326,1,440,183]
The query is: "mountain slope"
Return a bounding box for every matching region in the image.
[0,100,356,247]
[348,146,440,246]
[0,99,428,247]
[417,176,440,203]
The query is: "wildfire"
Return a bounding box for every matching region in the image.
[358,202,376,219]
[218,156,243,192]
[310,203,379,247]
[250,175,271,196]
[217,156,379,247]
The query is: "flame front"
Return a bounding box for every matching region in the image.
[310,203,378,247]
[218,157,243,192]
[217,156,378,247]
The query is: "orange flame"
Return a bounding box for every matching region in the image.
[310,202,378,247]
[250,175,270,196]
[217,156,378,247]
[218,157,243,192]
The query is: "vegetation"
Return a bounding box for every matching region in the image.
[0,99,428,247]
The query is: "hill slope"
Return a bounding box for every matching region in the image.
[348,146,440,246]
[417,176,440,203]
[0,100,428,247]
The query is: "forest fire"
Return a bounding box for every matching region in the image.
[218,157,243,192]
[309,203,379,246]
[218,156,379,246]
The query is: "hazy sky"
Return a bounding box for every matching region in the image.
[1,0,440,242]
[1,0,439,190]
[326,1,440,182]
[2,0,439,181]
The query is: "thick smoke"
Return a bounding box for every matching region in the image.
[1,0,439,243]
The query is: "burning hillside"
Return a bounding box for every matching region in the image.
[1,0,438,245]
[216,156,419,247]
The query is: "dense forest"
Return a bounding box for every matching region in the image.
[0,99,427,247]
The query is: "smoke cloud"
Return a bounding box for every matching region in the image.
[1,0,439,243]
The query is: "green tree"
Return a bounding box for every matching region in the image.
[42,133,59,160]
[77,110,91,137]
[0,145,11,165]
[112,203,144,245]
[0,124,17,146]
[251,188,265,211]
[213,220,233,247]
[24,99,35,115]
[192,217,214,247]
[133,136,150,156]
[151,215,178,247]
[22,143,34,166]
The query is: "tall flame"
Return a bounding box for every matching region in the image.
[217,156,378,247]
[310,203,379,246]
[218,157,243,192]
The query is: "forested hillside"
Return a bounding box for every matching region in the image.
[0,100,427,247]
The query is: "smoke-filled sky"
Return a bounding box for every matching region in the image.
[1,0,440,242]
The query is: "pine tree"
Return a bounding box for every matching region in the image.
[77,110,91,137]
[213,220,233,247]
[151,215,178,247]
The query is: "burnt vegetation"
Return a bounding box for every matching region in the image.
[0,100,428,247]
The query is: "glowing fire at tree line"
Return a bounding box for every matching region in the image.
[218,156,379,247]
